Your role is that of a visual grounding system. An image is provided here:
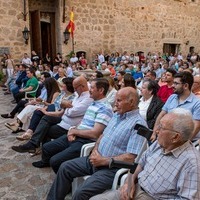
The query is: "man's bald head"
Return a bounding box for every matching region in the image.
[73,76,89,95]
[115,87,139,114]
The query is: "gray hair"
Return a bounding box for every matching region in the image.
[170,108,194,141]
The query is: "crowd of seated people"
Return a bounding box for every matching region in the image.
[1,50,200,199]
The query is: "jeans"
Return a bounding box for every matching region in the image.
[28,109,44,132]
[29,115,63,147]
[10,99,28,116]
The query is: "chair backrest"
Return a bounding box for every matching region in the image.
[25,83,39,99]
[192,140,200,151]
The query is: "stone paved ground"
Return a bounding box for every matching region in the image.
[0,88,71,200]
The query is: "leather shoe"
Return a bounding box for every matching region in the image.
[4,91,11,95]
[1,114,14,119]
[32,161,50,168]
[11,142,36,153]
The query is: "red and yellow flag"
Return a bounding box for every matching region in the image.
[66,9,75,38]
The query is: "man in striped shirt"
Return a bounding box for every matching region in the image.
[47,87,147,200]
[32,78,113,173]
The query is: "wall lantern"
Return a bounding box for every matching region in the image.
[63,30,70,44]
[22,26,30,44]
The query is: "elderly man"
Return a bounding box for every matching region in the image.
[47,87,147,200]
[91,108,200,200]
[31,78,113,173]
[151,71,200,141]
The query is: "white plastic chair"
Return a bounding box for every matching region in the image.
[193,139,200,151]
[71,139,149,195]
[71,142,95,195]
[111,139,148,190]
[24,84,39,100]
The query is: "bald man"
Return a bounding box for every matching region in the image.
[47,87,147,200]
[12,76,93,153]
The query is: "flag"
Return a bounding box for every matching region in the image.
[66,9,75,38]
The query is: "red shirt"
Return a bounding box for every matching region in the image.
[157,85,174,102]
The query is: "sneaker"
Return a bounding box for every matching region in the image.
[32,161,50,168]
[11,142,36,153]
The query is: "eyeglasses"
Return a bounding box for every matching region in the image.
[157,124,179,133]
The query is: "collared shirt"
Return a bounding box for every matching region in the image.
[157,85,174,102]
[139,96,153,120]
[77,98,113,133]
[162,93,200,139]
[58,91,93,130]
[138,141,200,200]
[38,87,47,101]
[98,109,147,157]
[106,87,117,107]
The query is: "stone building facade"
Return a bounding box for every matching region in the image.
[0,0,200,63]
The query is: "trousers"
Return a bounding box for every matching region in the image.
[90,183,155,200]
[47,156,118,200]
[29,115,63,147]
[42,135,94,173]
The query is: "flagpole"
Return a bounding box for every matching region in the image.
[72,36,75,53]
[66,7,75,52]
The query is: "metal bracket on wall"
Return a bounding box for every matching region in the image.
[63,0,66,23]
[22,0,28,21]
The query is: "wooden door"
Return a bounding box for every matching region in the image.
[30,10,42,57]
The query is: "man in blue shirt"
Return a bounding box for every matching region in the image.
[47,87,146,200]
[151,71,200,141]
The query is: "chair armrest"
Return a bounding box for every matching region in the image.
[80,142,95,157]
[112,168,129,190]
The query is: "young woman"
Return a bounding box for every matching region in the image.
[5,77,60,137]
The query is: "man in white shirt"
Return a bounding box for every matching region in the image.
[70,53,78,63]
[21,53,32,66]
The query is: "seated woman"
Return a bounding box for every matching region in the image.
[116,70,125,90]
[1,72,51,119]
[121,73,137,89]
[5,77,60,133]
[139,79,164,130]
[106,77,117,107]
[14,67,39,103]
[57,66,66,90]
[14,77,74,140]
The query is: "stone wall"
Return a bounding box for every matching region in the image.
[0,0,200,63]
[0,0,30,61]
[65,0,200,60]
